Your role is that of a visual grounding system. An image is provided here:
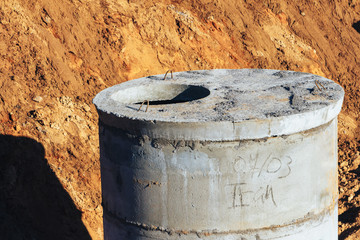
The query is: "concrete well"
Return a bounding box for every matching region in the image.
[93,69,344,240]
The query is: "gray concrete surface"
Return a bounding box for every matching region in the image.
[93,69,344,240]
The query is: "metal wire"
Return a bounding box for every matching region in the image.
[315,80,325,91]
[163,69,173,80]
[138,100,149,112]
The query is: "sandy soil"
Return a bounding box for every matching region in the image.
[1,0,360,239]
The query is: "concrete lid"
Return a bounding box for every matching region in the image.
[93,69,344,140]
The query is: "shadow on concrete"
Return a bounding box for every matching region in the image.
[0,135,91,240]
[353,21,360,34]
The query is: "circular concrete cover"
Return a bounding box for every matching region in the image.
[93,69,344,140]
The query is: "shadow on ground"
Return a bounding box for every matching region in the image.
[353,21,360,34]
[339,225,360,240]
[0,135,91,240]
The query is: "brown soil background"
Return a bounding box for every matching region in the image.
[1,0,360,239]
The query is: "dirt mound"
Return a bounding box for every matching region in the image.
[1,0,360,239]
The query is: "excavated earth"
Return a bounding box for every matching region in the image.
[0,0,360,239]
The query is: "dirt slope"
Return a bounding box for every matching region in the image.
[1,0,360,239]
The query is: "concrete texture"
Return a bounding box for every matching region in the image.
[93,69,344,140]
[93,69,344,240]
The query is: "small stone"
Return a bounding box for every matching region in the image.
[49,122,60,129]
[94,205,102,214]
[8,112,14,122]
[348,193,355,201]
[59,96,73,107]
[33,96,43,102]
[82,104,91,112]
[13,124,21,131]
[300,11,306,16]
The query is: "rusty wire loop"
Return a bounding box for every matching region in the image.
[163,69,173,80]
[315,80,325,91]
[137,70,173,112]
[138,100,149,112]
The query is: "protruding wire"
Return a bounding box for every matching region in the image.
[315,80,325,91]
[163,69,173,80]
[138,100,149,112]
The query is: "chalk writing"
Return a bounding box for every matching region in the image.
[228,183,277,209]
[233,154,293,179]
[228,153,293,209]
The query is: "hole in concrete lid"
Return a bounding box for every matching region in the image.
[111,83,210,105]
